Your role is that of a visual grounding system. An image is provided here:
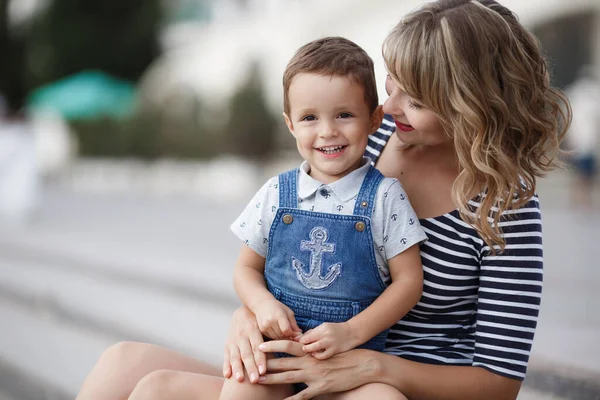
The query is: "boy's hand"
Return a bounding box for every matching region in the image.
[298,322,359,360]
[254,299,302,340]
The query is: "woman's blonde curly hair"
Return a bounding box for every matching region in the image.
[383,0,572,252]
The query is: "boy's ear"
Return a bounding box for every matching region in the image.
[369,106,384,134]
[283,112,295,136]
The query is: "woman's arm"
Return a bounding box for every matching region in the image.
[259,342,521,400]
[376,352,522,400]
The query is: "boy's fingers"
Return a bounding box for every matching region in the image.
[311,349,332,360]
[279,318,294,337]
[289,316,302,334]
[301,341,325,354]
[272,324,285,340]
[298,329,317,344]
[265,327,278,341]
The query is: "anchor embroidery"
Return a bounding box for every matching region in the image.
[292,226,341,290]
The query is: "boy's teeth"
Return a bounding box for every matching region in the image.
[319,145,344,154]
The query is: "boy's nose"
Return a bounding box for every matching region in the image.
[318,121,338,138]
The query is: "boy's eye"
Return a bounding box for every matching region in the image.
[338,112,353,118]
[301,115,316,122]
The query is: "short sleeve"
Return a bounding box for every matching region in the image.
[472,196,543,380]
[379,179,428,260]
[230,177,279,258]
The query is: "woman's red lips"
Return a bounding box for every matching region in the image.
[395,120,415,132]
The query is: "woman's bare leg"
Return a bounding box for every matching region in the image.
[316,383,408,400]
[128,370,224,400]
[219,373,294,400]
[76,342,222,400]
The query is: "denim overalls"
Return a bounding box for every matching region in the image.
[265,165,389,351]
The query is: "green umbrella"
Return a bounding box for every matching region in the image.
[27,70,137,120]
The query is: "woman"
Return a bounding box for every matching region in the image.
[76,0,570,399]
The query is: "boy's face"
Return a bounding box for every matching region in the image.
[284,73,383,184]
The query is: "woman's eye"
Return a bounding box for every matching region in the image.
[408,100,422,110]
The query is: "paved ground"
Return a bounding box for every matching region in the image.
[0,169,599,400]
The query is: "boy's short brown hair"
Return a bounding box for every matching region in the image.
[283,36,378,115]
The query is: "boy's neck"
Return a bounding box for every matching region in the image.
[306,157,366,185]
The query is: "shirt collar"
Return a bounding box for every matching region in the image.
[297,157,372,202]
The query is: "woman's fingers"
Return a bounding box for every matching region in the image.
[222,345,232,378]
[284,386,321,400]
[259,339,305,358]
[259,370,304,385]
[228,343,245,381]
[248,328,267,375]
[238,336,260,383]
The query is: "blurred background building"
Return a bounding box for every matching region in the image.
[0,0,599,399]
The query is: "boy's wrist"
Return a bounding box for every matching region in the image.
[345,319,368,347]
[246,291,276,312]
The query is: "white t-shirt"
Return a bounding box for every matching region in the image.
[231,157,427,284]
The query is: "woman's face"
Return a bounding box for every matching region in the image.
[382,75,450,147]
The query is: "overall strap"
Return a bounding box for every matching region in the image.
[278,168,299,208]
[353,165,384,217]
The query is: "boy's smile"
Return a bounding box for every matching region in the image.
[284,73,382,184]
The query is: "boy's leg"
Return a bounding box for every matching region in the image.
[314,383,408,400]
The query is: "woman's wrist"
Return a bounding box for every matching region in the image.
[364,350,409,391]
[351,349,390,387]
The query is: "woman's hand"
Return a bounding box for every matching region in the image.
[223,306,266,383]
[258,340,381,400]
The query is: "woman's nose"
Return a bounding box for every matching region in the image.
[383,94,404,116]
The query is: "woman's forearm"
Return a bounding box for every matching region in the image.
[371,352,522,400]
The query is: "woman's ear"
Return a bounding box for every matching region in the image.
[283,112,295,137]
[369,106,384,133]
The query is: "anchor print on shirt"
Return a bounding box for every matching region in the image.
[292,226,342,290]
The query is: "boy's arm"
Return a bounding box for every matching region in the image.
[346,243,423,344]
[299,244,423,358]
[233,244,271,312]
[234,244,301,339]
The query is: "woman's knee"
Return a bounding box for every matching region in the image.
[96,341,150,368]
[129,369,181,399]
[334,383,407,400]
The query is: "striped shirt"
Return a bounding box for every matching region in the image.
[366,114,543,381]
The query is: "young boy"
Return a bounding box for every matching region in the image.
[224,37,426,399]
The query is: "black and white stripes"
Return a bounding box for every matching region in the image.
[365,115,543,380]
